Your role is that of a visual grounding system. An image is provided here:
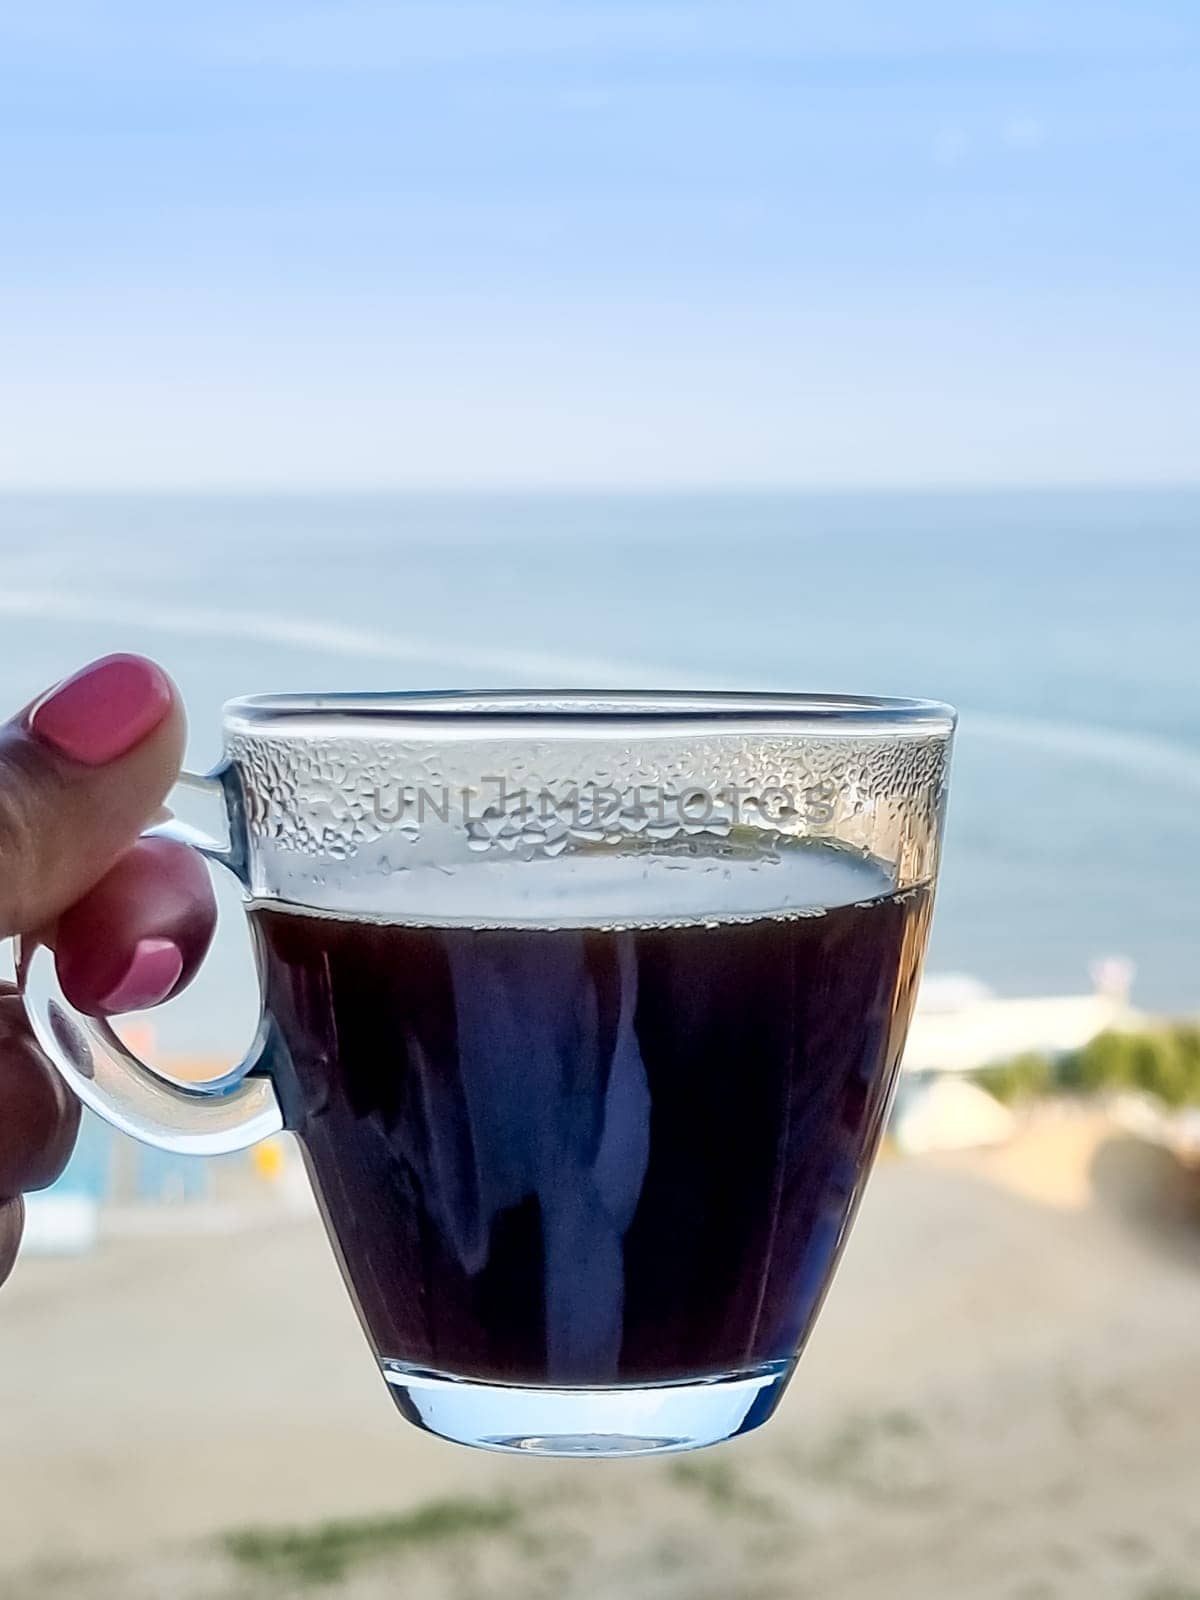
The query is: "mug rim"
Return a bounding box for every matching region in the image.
[223,689,956,733]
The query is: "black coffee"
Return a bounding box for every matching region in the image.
[253,849,930,1387]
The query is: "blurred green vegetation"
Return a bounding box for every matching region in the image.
[973,1025,1200,1108]
[668,1456,779,1519]
[224,1495,520,1585]
[975,1052,1057,1105]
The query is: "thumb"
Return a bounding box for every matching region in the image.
[0,654,184,938]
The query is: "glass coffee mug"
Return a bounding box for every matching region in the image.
[22,691,954,1457]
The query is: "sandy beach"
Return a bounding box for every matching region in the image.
[2,1106,1199,1599]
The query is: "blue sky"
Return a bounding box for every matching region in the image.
[1,2,1198,488]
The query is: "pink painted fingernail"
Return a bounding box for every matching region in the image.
[26,654,173,766]
[100,938,184,1014]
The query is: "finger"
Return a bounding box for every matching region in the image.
[0,987,81,1196]
[0,654,183,938]
[0,1196,23,1289]
[54,836,217,1017]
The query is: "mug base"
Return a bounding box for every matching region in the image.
[379,1359,793,1457]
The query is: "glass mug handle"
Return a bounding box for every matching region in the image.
[18,769,284,1155]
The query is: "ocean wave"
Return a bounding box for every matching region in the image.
[965,711,1200,794]
[0,588,663,687]
[4,588,1199,792]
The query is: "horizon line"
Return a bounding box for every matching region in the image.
[1,480,1199,498]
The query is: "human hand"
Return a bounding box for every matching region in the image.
[0,655,216,1284]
